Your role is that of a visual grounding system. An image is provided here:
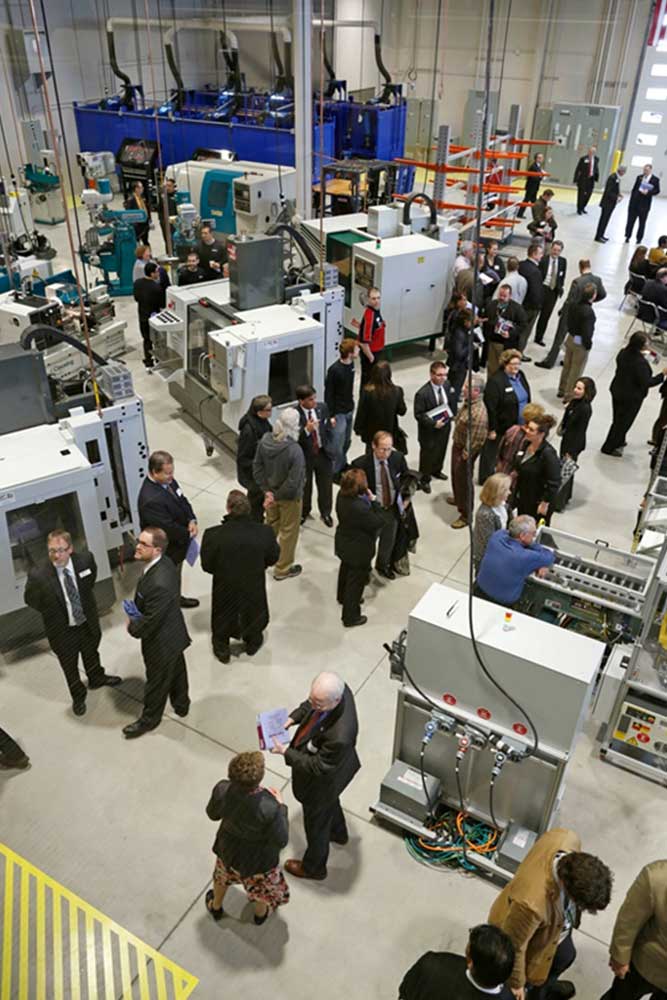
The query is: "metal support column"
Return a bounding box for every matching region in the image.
[432,125,451,206]
[293,0,313,219]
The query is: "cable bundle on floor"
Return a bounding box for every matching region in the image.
[405,809,498,873]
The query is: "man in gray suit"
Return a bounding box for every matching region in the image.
[535,258,607,370]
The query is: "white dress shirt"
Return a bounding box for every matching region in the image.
[144,554,162,575]
[496,270,527,304]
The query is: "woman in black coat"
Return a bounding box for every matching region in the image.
[335,468,385,627]
[206,751,290,925]
[601,332,667,456]
[512,412,561,524]
[447,308,480,398]
[354,360,407,449]
[200,491,280,661]
[479,349,531,482]
[556,376,596,510]
[237,395,273,521]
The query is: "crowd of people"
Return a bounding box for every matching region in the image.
[4,165,667,1000]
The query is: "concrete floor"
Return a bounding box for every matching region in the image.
[3,193,667,998]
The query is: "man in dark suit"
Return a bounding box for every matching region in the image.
[573,146,599,215]
[137,450,199,608]
[295,384,335,527]
[352,430,408,580]
[123,526,191,738]
[517,242,545,355]
[534,240,567,346]
[595,165,627,242]
[536,259,606,369]
[200,490,280,662]
[133,262,165,368]
[413,360,457,493]
[517,152,546,219]
[24,530,121,715]
[626,164,661,243]
[124,179,150,244]
[484,284,527,375]
[271,671,360,881]
[400,924,515,1000]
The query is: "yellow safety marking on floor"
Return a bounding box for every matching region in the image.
[0,843,198,1000]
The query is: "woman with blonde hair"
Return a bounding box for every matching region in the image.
[473,473,512,570]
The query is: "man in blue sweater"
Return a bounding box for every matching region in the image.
[476,516,555,606]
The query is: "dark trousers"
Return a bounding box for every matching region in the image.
[451,443,478,518]
[141,652,190,727]
[54,623,105,704]
[449,366,467,401]
[247,483,265,523]
[518,308,540,352]
[527,933,576,1000]
[418,427,451,482]
[600,963,667,1000]
[0,727,24,760]
[360,348,382,387]
[302,451,333,518]
[138,317,154,364]
[302,796,348,875]
[601,396,644,453]
[540,304,570,368]
[596,201,617,240]
[376,506,399,571]
[535,287,559,344]
[337,561,368,624]
[478,436,500,485]
[626,205,651,243]
[577,180,595,213]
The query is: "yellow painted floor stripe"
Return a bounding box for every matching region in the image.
[0,843,198,1000]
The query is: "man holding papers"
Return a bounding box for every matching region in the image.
[123,527,191,739]
[625,164,661,244]
[137,450,199,608]
[413,361,458,493]
[271,671,360,881]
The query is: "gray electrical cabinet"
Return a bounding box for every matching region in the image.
[405,99,436,156]
[532,103,621,187]
[461,89,499,147]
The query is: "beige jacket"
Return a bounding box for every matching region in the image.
[610,860,667,991]
[488,828,581,990]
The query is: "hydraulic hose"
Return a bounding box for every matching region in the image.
[21,323,109,367]
[106,30,134,109]
[401,192,437,228]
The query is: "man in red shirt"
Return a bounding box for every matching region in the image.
[358,286,386,386]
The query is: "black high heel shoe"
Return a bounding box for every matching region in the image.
[205,889,224,921]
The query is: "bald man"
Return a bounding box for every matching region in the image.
[271,671,360,880]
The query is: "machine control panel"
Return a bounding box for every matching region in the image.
[611,695,667,772]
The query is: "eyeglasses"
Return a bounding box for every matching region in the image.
[136,540,154,548]
[48,547,70,555]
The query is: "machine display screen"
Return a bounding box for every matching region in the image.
[354,258,375,291]
[118,140,157,166]
[7,492,86,580]
[269,346,313,406]
[234,183,251,214]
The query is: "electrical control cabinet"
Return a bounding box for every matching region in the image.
[532,103,621,186]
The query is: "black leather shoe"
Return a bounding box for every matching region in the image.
[376,567,396,580]
[321,514,334,527]
[122,720,157,739]
[245,637,264,656]
[521,355,532,363]
[179,597,199,608]
[421,481,432,494]
[535,360,552,369]
[594,237,606,243]
[546,982,576,1000]
[432,472,448,481]
[173,704,190,717]
[0,753,30,770]
[534,339,545,347]
[331,831,349,845]
[89,675,122,689]
[72,701,86,716]
[215,648,231,664]
[343,616,367,628]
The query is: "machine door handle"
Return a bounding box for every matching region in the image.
[198,351,209,378]
[594,538,609,547]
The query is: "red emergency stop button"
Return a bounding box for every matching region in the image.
[477,708,491,720]
[513,723,528,736]
[443,693,456,706]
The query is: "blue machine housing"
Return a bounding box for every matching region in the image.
[73,102,336,184]
[327,86,407,162]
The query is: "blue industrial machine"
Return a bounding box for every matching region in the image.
[77,153,145,296]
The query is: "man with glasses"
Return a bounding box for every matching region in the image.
[24,530,121,716]
[123,526,191,739]
[270,671,360,881]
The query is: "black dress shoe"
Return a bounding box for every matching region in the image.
[343,616,367,628]
[122,720,157,739]
[89,675,122,689]
[72,701,87,716]
[376,567,396,580]
[0,753,30,770]
[215,648,231,664]
[331,831,349,845]
[179,597,199,608]
[245,637,264,656]
[582,209,588,214]
[421,481,432,494]
[535,360,552,369]
[432,472,448,481]
[546,982,576,999]
[534,339,545,347]
[594,237,606,243]
[521,355,532,363]
[321,514,334,527]
[173,704,190,717]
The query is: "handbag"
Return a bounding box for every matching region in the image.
[393,423,408,456]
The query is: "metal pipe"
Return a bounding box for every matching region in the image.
[293,0,312,219]
[108,15,290,43]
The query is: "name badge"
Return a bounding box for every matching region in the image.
[79,568,92,577]
[505,386,514,392]
[176,488,183,497]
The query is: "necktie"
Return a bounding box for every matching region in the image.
[589,158,593,178]
[309,409,320,454]
[64,568,86,625]
[380,460,391,507]
[295,710,322,745]
[550,260,557,290]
